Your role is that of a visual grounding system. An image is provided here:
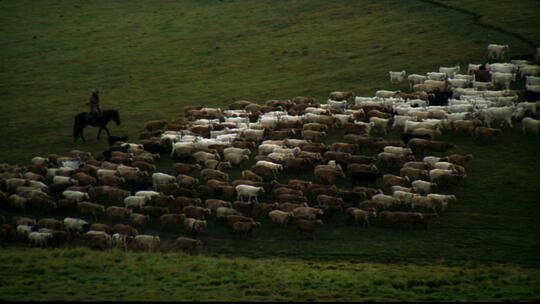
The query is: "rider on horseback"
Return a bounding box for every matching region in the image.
[85,88,102,123]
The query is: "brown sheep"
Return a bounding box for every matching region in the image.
[132,161,156,173]
[249,164,276,181]
[140,206,170,218]
[89,223,113,234]
[400,167,429,181]
[329,91,352,101]
[254,202,279,217]
[149,194,175,207]
[183,205,211,220]
[281,158,312,170]
[145,120,168,132]
[232,201,255,217]
[314,167,346,184]
[88,186,130,206]
[175,196,203,208]
[331,142,359,154]
[229,100,253,110]
[474,127,502,140]
[303,123,328,132]
[226,215,255,227]
[443,154,474,167]
[291,96,316,104]
[106,206,132,221]
[172,163,202,175]
[37,218,64,230]
[175,236,205,254]
[316,194,344,209]
[78,201,105,220]
[358,200,388,211]
[100,175,126,187]
[382,174,410,190]
[232,221,261,237]
[205,199,232,212]
[353,187,382,200]
[241,170,263,182]
[278,202,308,213]
[295,219,323,237]
[73,172,96,186]
[130,213,150,226]
[200,168,229,183]
[113,224,138,236]
[323,151,351,163]
[301,130,327,142]
[160,213,186,228]
[154,183,181,196]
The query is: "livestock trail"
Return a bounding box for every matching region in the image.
[418,0,538,49]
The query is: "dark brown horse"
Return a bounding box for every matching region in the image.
[73,110,120,142]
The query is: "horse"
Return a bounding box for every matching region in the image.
[73,110,120,142]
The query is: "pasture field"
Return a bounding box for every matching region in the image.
[1,0,540,301]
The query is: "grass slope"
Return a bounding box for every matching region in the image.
[1,0,539,164]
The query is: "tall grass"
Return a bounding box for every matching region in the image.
[0,247,538,301]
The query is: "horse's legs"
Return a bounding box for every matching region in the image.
[80,128,86,142]
[97,127,103,140]
[97,126,111,140]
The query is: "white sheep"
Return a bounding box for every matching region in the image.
[124,195,149,209]
[522,117,540,136]
[62,190,89,202]
[235,185,265,203]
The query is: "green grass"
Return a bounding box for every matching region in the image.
[1,0,539,164]
[0,247,538,301]
[1,0,540,301]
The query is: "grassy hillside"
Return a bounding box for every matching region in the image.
[1,0,539,164]
[1,0,540,301]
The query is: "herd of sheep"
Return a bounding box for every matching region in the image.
[1,44,539,253]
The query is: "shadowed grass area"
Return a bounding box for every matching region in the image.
[0,247,538,302]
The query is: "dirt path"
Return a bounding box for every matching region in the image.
[418,0,537,49]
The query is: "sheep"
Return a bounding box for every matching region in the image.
[124,195,149,209]
[175,237,205,254]
[172,163,202,175]
[293,207,324,220]
[62,190,89,202]
[78,201,105,220]
[411,180,437,195]
[232,221,261,237]
[382,174,410,190]
[152,172,176,186]
[522,117,540,136]
[389,70,406,83]
[131,235,161,251]
[372,194,401,209]
[268,210,294,225]
[63,217,89,232]
[346,208,376,227]
[184,218,207,235]
[28,231,53,247]
[216,206,242,219]
[235,185,265,203]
